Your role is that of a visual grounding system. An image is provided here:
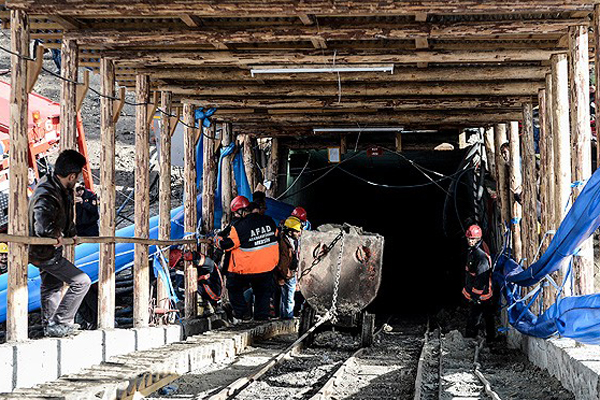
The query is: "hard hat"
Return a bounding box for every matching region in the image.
[284,216,302,232]
[291,206,307,222]
[230,195,250,213]
[465,225,483,239]
[0,243,8,253]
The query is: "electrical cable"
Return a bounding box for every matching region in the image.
[276,152,311,199]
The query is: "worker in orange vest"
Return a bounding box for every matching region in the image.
[216,195,279,321]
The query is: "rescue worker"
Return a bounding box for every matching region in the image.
[75,182,99,236]
[0,242,7,275]
[215,195,251,272]
[274,217,302,319]
[29,150,91,338]
[462,224,496,341]
[216,195,279,321]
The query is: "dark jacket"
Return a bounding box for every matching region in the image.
[217,212,279,274]
[76,188,99,236]
[28,174,76,263]
[462,242,493,302]
[275,233,298,285]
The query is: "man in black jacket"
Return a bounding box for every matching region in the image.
[29,150,91,337]
[462,224,496,341]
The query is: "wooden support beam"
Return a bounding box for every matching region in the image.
[310,37,327,49]
[201,124,217,255]
[538,89,550,253]
[98,58,116,329]
[142,66,549,83]
[298,14,315,25]
[113,87,126,124]
[493,124,510,250]
[51,15,84,30]
[183,103,198,319]
[483,126,495,177]
[395,132,402,152]
[180,15,201,27]
[521,102,538,267]
[340,135,347,155]
[221,122,234,228]
[569,25,594,295]
[12,1,597,16]
[157,90,173,320]
[162,81,544,98]
[110,49,559,68]
[169,107,181,136]
[596,4,600,170]
[267,137,279,198]
[415,13,428,22]
[415,37,429,49]
[134,74,150,328]
[60,39,78,150]
[67,20,585,47]
[26,44,43,93]
[242,134,256,192]
[552,53,572,297]
[146,91,159,129]
[213,42,229,50]
[76,69,89,113]
[7,9,29,342]
[508,121,523,262]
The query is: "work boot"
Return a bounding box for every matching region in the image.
[44,323,80,338]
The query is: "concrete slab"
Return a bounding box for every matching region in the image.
[164,325,183,344]
[102,329,136,361]
[0,343,14,393]
[13,338,59,389]
[134,327,166,351]
[509,331,600,400]
[57,331,103,376]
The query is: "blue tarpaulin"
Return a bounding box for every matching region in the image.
[499,166,600,343]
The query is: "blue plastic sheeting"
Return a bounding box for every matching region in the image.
[507,167,600,287]
[498,166,600,343]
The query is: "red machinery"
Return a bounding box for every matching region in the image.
[0,81,93,190]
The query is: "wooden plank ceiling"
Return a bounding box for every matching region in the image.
[3,0,599,139]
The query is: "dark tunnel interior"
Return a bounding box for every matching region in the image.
[284,147,471,316]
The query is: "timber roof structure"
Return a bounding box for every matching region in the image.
[2,1,599,141]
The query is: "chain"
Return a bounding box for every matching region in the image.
[329,229,345,323]
[298,228,344,280]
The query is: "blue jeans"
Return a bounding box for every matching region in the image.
[279,276,297,319]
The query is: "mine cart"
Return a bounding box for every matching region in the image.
[297,224,384,347]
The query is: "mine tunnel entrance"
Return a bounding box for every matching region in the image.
[284,147,469,316]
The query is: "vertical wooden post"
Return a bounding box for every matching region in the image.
[157,91,173,316]
[494,124,510,231]
[242,134,256,191]
[60,38,78,263]
[7,9,29,342]
[267,137,279,197]
[508,121,523,262]
[183,103,198,319]
[594,5,600,170]
[569,25,595,295]
[60,39,78,151]
[458,130,467,149]
[201,125,217,256]
[521,102,538,266]
[543,75,559,311]
[277,144,289,197]
[552,53,572,297]
[221,122,233,228]
[538,89,549,251]
[395,132,402,153]
[483,126,496,177]
[98,58,116,329]
[340,135,347,155]
[133,75,150,328]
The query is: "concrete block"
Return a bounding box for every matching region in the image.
[14,338,59,389]
[134,327,165,351]
[102,329,136,361]
[58,330,103,376]
[164,325,183,344]
[0,343,14,393]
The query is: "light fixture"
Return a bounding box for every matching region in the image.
[250,65,394,77]
[313,127,403,133]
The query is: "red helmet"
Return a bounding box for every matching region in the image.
[465,224,483,239]
[291,206,307,222]
[230,195,250,213]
